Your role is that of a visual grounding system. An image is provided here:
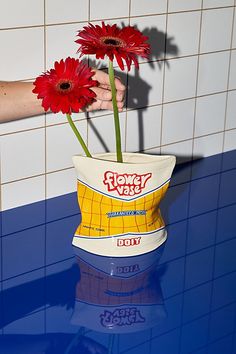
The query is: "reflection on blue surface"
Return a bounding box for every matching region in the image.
[1,149,236,354]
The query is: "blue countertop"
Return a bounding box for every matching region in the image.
[1,150,236,354]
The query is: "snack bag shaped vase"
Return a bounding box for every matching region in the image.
[72,153,176,257]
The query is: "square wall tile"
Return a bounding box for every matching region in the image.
[45,0,88,24]
[193,133,224,158]
[200,8,234,53]
[164,56,198,102]
[128,62,164,108]
[130,0,167,16]
[88,112,126,153]
[197,51,230,96]
[1,129,45,183]
[0,28,44,80]
[0,114,45,136]
[130,15,167,63]
[1,176,45,210]
[168,0,201,12]
[162,99,195,145]
[46,111,86,126]
[46,168,77,199]
[203,0,234,8]
[224,129,236,152]
[46,23,86,68]
[126,105,161,152]
[229,50,236,90]
[46,120,87,172]
[0,0,44,28]
[90,0,129,20]
[161,140,193,163]
[166,11,201,58]
[194,92,226,137]
[232,12,236,48]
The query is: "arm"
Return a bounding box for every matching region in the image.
[0,81,44,123]
[0,70,125,123]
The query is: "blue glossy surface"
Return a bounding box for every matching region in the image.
[1,150,236,354]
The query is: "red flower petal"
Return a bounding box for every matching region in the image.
[33,57,98,114]
[75,22,150,71]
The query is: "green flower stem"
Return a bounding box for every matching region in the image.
[66,113,92,158]
[108,60,123,163]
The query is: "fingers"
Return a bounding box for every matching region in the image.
[92,68,126,92]
[91,86,125,102]
[86,99,124,112]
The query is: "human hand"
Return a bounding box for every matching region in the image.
[86,68,126,112]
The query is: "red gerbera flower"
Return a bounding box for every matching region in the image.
[33,57,98,114]
[75,22,150,71]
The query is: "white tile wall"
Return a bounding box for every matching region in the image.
[1,129,45,183]
[0,0,44,29]
[224,129,236,152]
[46,168,77,198]
[193,133,224,158]
[162,99,195,145]
[0,114,45,135]
[168,0,201,12]
[130,0,167,16]
[130,15,167,63]
[226,91,236,130]
[90,0,129,20]
[88,112,126,153]
[161,140,193,163]
[46,23,86,69]
[166,11,201,58]
[164,56,198,102]
[45,0,89,24]
[197,51,230,96]
[1,0,236,210]
[128,62,164,108]
[1,176,45,210]
[194,93,227,137]
[200,8,234,53]
[126,105,162,152]
[229,50,236,90]
[203,0,234,8]
[0,28,44,80]
[232,12,236,48]
[46,121,87,172]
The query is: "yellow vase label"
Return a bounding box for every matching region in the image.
[75,178,169,238]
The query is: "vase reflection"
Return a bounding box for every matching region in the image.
[0,242,166,354]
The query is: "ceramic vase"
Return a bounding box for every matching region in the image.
[72,152,176,257]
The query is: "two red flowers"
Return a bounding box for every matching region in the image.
[33,22,150,114]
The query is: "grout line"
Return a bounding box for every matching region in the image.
[2,87,236,138]
[4,48,236,84]
[192,0,204,161]
[222,3,236,153]
[2,129,236,187]
[0,5,235,32]
[159,3,169,153]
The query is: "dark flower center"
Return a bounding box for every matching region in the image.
[102,37,124,47]
[60,82,71,90]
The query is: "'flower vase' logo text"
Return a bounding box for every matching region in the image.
[103,171,152,196]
